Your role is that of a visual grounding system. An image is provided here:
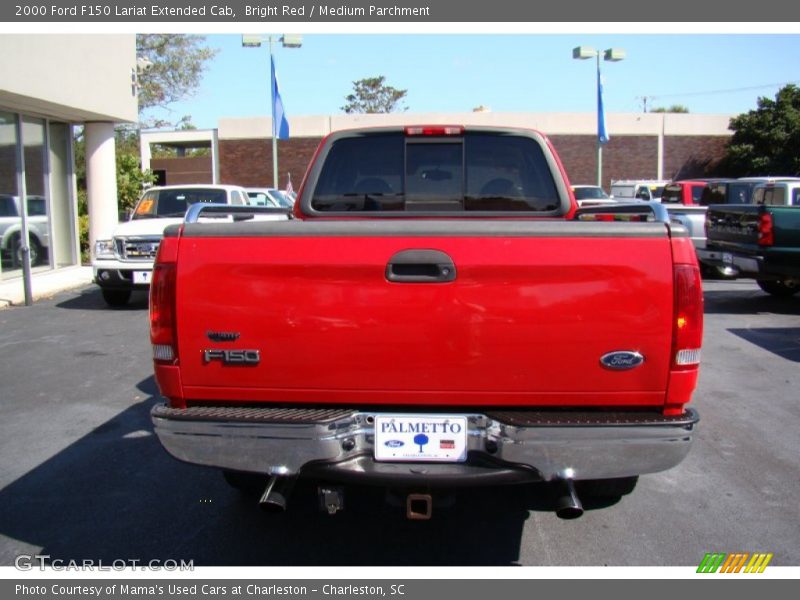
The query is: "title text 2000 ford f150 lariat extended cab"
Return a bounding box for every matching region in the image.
[150,126,703,519]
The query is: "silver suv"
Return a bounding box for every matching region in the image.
[0,195,50,268]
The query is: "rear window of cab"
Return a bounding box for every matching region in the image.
[310,132,561,213]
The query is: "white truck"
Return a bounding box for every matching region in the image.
[610,179,669,202]
[92,184,252,306]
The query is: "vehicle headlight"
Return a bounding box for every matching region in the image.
[94,239,115,259]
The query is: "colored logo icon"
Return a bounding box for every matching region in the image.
[413,434,429,452]
[697,552,773,573]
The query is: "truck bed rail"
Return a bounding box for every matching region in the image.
[574,201,670,223]
[184,203,293,223]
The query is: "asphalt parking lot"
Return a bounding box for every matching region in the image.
[0,279,797,567]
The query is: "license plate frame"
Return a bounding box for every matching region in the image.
[374,415,468,463]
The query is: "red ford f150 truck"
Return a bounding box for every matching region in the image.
[150,126,703,519]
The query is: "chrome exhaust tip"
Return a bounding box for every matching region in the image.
[258,476,294,513]
[555,478,584,519]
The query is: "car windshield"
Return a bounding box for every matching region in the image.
[0,195,47,217]
[759,187,786,206]
[247,192,277,207]
[573,186,609,200]
[726,183,754,204]
[311,132,561,213]
[132,188,228,219]
[267,189,293,208]
[661,185,683,204]
[700,184,728,205]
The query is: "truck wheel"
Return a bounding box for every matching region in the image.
[27,237,42,266]
[10,234,44,267]
[756,279,799,297]
[9,233,22,268]
[101,289,131,307]
[578,476,638,498]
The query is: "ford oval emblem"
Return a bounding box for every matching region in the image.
[384,440,404,448]
[600,351,645,370]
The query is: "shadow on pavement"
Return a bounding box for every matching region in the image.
[728,328,800,363]
[0,377,621,567]
[703,289,799,316]
[55,288,149,311]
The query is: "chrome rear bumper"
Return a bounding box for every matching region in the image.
[151,404,699,485]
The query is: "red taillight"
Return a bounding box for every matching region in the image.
[150,262,178,364]
[673,264,703,369]
[404,125,464,136]
[758,213,774,246]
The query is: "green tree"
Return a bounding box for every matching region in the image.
[115,128,156,212]
[341,76,408,114]
[136,34,219,128]
[719,85,800,176]
[651,104,690,113]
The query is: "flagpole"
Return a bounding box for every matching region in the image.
[596,51,602,188]
[242,34,301,190]
[269,36,279,189]
[573,46,625,192]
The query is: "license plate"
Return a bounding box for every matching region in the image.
[133,270,152,284]
[722,253,733,265]
[374,415,468,463]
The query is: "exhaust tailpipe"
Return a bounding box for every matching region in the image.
[258,476,295,513]
[555,478,584,519]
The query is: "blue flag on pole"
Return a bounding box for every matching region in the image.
[597,63,609,145]
[271,55,290,140]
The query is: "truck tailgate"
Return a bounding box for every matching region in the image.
[175,220,674,408]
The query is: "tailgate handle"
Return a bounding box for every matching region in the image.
[386,249,457,283]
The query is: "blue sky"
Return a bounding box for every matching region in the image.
[146,34,800,129]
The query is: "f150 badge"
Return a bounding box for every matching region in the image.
[203,349,260,365]
[600,351,645,370]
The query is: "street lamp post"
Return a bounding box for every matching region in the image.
[243,34,302,189]
[572,46,625,188]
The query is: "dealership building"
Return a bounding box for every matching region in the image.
[144,111,734,192]
[0,34,136,286]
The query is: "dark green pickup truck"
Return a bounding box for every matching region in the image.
[698,204,800,296]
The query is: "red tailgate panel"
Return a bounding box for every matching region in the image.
[176,235,673,407]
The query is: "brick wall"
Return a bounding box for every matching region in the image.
[196,134,731,193]
[664,136,728,180]
[551,134,729,188]
[150,156,213,185]
[219,138,322,188]
[550,135,660,189]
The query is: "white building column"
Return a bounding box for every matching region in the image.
[85,122,118,253]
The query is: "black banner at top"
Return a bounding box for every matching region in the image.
[2,0,800,22]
